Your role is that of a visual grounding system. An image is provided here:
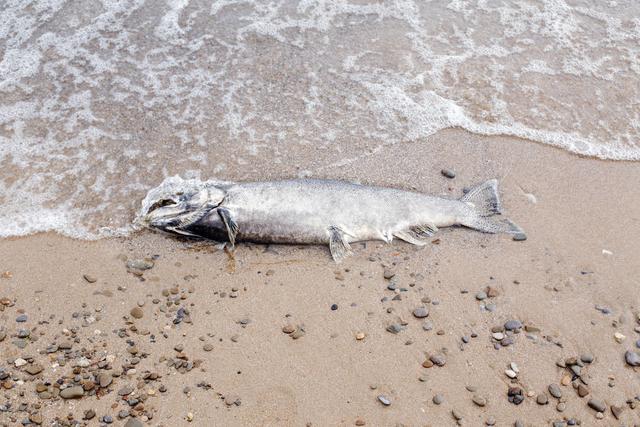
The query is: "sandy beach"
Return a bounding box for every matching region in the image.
[2,131,640,426]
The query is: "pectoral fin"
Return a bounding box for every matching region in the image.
[328,226,353,263]
[218,208,238,247]
[394,223,437,246]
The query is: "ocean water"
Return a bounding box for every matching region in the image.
[1,0,639,239]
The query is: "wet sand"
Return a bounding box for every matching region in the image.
[1,130,640,426]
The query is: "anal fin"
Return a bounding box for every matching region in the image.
[394,223,437,246]
[328,226,353,263]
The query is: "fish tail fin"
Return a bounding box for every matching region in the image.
[459,179,523,235]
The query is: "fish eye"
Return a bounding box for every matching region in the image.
[147,198,177,213]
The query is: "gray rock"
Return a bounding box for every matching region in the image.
[441,169,456,179]
[124,419,144,427]
[625,350,640,366]
[475,291,487,301]
[588,399,606,412]
[430,354,446,367]
[413,307,429,318]
[504,320,523,331]
[386,324,405,334]
[126,259,154,271]
[433,394,444,405]
[15,314,27,323]
[580,354,594,364]
[60,386,84,399]
[548,384,562,398]
[377,395,391,406]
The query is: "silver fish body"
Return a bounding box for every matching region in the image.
[141,178,522,261]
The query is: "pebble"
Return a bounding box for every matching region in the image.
[14,358,27,367]
[611,404,624,419]
[130,307,144,319]
[124,419,144,427]
[224,394,241,406]
[83,274,97,283]
[504,320,523,331]
[577,384,589,397]
[203,343,214,351]
[386,324,405,334]
[492,332,504,340]
[126,259,154,271]
[472,395,487,407]
[580,354,594,364]
[548,384,562,398]
[433,394,444,405]
[429,354,446,367]
[475,291,487,301]
[377,395,391,406]
[441,169,456,179]
[25,364,43,375]
[383,269,395,280]
[536,393,548,405]
[412,307,429,318]
[355,332,365,340]
[15,314,27,322]
[330,304,338,311]
[505,369,517,379]
[588,399,606,413]
[355,419,366,426]
[614,332,626,343]
[625,350,640,366]
[60,386,84,399]
[282,324,296,334]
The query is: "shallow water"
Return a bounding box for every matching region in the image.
[1,0,639,238]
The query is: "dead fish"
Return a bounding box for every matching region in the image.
[140,177,523,262]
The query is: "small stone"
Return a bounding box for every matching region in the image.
[504,320,523,331]
[433,394,444,405]
[224,394,241,406]
[83,274,97,283]
[580,354,594,364]
[130,307,144,319]
[492,332,504,340]
[290,328,305,339]
[413,307,429,318]
[561,375,571,386]
[203,343,213,351]
[611,405,624,419]
[60,386,84,399]
[548,384,562,398]
[282,324,295,334]
[537,393,549,405]
[577,384,589,397]
[588,399,606,413]
[14,358,27,367]
[15,314,27,322]
[441,169,456,179]
[355,332,365,340]
[512,233,527,241]
[475,291,487,301]
[330,304,338,311]
[429,354,446,367]
[25,364,43,375]
[505,369,517,379]
[451,409,464,420]
[377,395,391,406]
[124,419,144,427]
[472,395,487,407]
[614,332,626,343]
[83,410,96,420]
[557,402,566,412]
[625,350,640,366]
[126,259,154,271]
[386,324,404,334]
[355,419,366,426]
[186,412,194,422]
[383,269,395,280]
[486,416,496,426]
[118,385,134,396]
[98,373,112,388]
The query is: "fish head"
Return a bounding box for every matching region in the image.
[139,184,226,234]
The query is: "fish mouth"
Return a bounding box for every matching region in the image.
[146,198,178,215]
